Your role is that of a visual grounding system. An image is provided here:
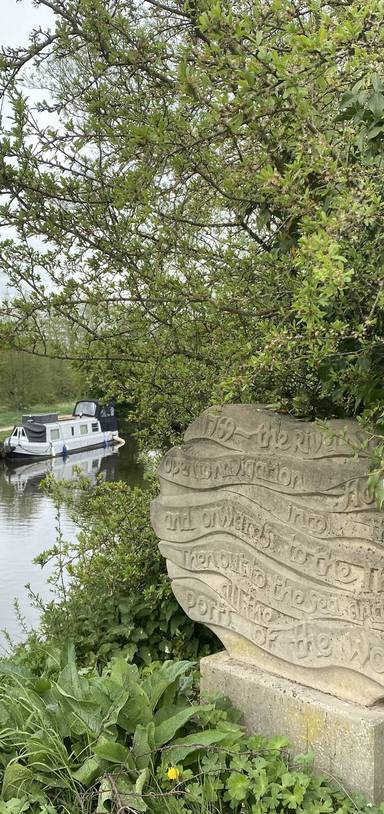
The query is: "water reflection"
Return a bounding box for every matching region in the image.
[3,445,116,495]
[0,437,146,652]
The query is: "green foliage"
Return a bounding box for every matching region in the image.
[3,2,384,446]
[24,476,217,668]
[0,350,81,413]
[0,647,380,813]
[0,650,238,812]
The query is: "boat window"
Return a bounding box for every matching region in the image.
[71,427,75,436]
[20,428,27,439]
[92,422,98,432]
[50,428,60,441]
[99,405,114,417]
[12,428,18,438]
[74,401,97,417]
[80,425,88,436]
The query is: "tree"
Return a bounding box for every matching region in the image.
[1,0,384,447]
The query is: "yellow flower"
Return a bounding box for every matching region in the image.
[167,766,180,781]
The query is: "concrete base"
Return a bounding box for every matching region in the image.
[200,652,384,803]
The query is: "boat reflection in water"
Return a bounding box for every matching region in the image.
[3,443,122,495]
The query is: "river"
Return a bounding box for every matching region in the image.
[0,438,146,655]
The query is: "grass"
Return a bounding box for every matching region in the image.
[0,400,75,439]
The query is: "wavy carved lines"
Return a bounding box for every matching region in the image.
[159,532,383,596]
[159,446,368,497]
[184,409,375,461]
[170,573,384,685]
[151,489,384,548]
[163,542,384,631]
[151,407,384,704]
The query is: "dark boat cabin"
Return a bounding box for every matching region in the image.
[73,400,118,433]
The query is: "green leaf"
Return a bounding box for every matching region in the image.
[266,735,290,750]
[72,755,105,786]
[2,763,36,801]
[281,772,295,788]
[133,723,155,770]
[0,662,32,682]
[165,729,231,764]
[94,737,131,765]
[367,92,384,117]
[118,686,152,733]
[366,125,384,141]
[253,769,269,800]
[142,661,192,710]
[56,694,103,737]
[108,774,148,813]
[226,771,250,802]
[294,750,315,766]
[371,73,383,92]
[154,705,208,746]
[56,661,84,700]
[135,768,148,796]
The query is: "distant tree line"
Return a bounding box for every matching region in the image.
[0,349,82,411]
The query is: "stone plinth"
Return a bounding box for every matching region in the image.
[151,405,384,706]
[201,652,384,803]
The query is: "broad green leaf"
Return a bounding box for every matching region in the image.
[266,735,290,750]
[2,763,36,801]
[154,705,208,746]
[109,774,147,813]
[133,722,155,770]
[118,686,152,733]
[96,776,113,814]
[142,661,192,710]
[94,737,131,765]
[367,92,384,117]
[0,662,32,681]
[253,769,269,800]
[56,662,85,701]
[135,768,148,795]
[165,729,231,764]
[72,755,105,786]
[226,772,250,801]
[56,695,103,737]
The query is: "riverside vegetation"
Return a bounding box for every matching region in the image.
[3,0,384,810]
[0,475,382,814]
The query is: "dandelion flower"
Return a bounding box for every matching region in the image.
[167,766,180,781]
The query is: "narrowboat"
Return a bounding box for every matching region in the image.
[3,400,120,459]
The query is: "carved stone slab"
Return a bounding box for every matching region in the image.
[150,406,384,705]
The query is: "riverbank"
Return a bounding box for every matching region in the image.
[0,400,74,441]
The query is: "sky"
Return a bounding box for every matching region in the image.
[1,0,53,48]
[0,1,54,297]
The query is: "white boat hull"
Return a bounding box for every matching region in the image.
[6,432,119,458]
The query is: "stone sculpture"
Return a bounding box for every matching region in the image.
[151,405,384,705]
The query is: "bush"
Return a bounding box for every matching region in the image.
[0,647,380,814]
[28,475,217,668]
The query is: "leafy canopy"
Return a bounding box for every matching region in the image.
[2,1,384,444]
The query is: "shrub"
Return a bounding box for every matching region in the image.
[28,475,217,668]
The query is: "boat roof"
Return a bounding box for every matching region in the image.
[22,412,58,424]
[19,415,98,429]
